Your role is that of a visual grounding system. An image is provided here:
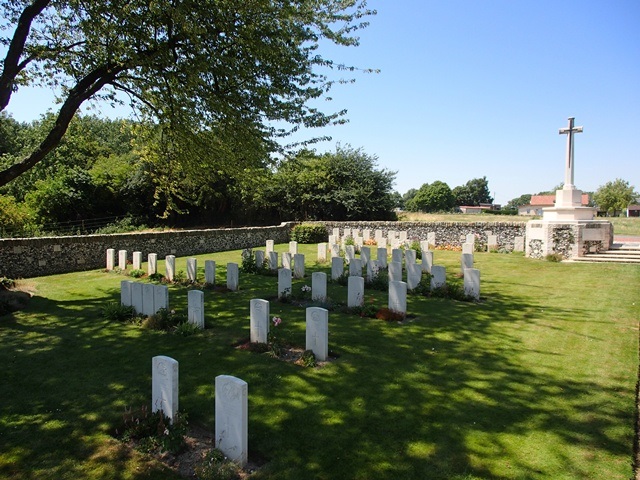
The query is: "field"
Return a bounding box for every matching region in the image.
[1,245,638,479]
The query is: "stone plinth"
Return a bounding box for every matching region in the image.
[526,219,613,259]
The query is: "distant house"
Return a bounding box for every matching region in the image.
[627,205,640,217]
[458,203,501,214]
[518,194,590,216]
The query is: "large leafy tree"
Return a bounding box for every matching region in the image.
[593,179,638,216]
[0,0,375,187]
[452,176,493,206]
[407,181,454,213]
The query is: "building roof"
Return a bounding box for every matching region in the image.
[527,194,590,207]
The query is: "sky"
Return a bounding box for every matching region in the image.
[4,0,640,205]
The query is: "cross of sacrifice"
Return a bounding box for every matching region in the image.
[558,117,583,189]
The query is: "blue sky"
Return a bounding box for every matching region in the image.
[5,0,639,204]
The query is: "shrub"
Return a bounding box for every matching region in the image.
[364,269,388,291]
[174,321,200,336]
[195,449,242,480]
[546,253,564,262]
[290,224,327,244]
[116,406,187,455]
[142,308,187,331]
[298,349,317,368]
[101,302,136,322]
[0,277,16,291]
[240,249,268,274]
[129,269,145,278]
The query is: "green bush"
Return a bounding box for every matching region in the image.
[290,224,328,244]
[116,406,187,455]
[195,448,242,480]
[101,302,136,322]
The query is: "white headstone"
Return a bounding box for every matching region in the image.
[377,237,388,249]
[374,229,383,242]
[343,228,352,238]
[348,276,365,307]
[289,241,298,255]
[388,280,407,316]
[430,265,446,289]
[421,250,433,273]
[406,263,422,290]
[278,268,292,298]
[250,299,269,343]
[255,250,265,269]
[265,240,274,253]
[306,307,329,361]
[332,227,340,238]
[390,238,401,249]
[331,257,344,280]
[427,232,436,248]
[388,230,397,240]
[420,240,429,252]
[344,245,355,264]
[514,236,525,252]
[205,260,216,285]
[132,251,142,270]
[328,243,339,258]
[377,247,388,268]
[293,253,305,279]
[405,249,417,265]
[131,282,143,314]
[106,249,115,270]
[388,261,402,282]
[121,280,133,306]
[311,272,327,302]
[349,258,362,277]
[317,243,328,263]
[142,283,156,316]
[268,251,278,271]
[152,355,179,423]
[187,257,197,282]
[363,229,371,240]
[282,252,292,270]
[391,248,403,264]
[354,236,363,248]
[399,231,408,243]
[118,250,127,270]
[227,263,239,291]
[360,246,371,266]
[165,255,176,282]
[148,253,158,276]
[215,375,248,467]
[188,290,205,329]
[367,259,379,282]
[328,234,337,245]
[465,233,476,244]
[487,235,498,252]
[464,268,480,300]
[153,284,169,312]
[462,242,474,255]
[461,253,474,273]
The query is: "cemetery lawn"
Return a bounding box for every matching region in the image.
[1,246,638,480]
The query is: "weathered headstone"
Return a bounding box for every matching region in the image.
[388,261,402,282]
[293,253,305,279]
[462,242,474,255]
[344,245,356,264]
[360,246,371,266]
[153,284,169,312]
[420,240,429,252]
[106,248,115,270]
[405,249,417,265]
[165,255,176,281]
[205,260,216,285]
[465,233,476,245]
[215,375,248,467]
[332,227,340,238]
[487,235,498,252]
[388,230,397,240]
[421,250,433,273]
[250,299,269,343]
[514,236,525,252]
[311,272,327,302]
[367,259,379,282]
[142,283,156,316]
[354,236,363,248]
[331,257,344,280]
[152,355,179,422]
[255,250,265,269]
[188,290,205,329]
[406,263,422,290]
[330,243,340,258]
[121,280,133,306]
[427,232,436,248]
[118,250,127,270]
[343,228,352,238]
[461,253,474,273]
[306,307,329,361]
[289,241,298,255]
[278,268,292,298]
[374,229,383,242]
[265,240,274,253]
[391,248,403,264]
[390,238,401,249]
[317,243,328,263]
[133,251,142,270]
[268,251,278,271]
[388,280,407,316]
[131,282,143,314]
[378,237,388,249]
[399,231,408,243]
[148,253,158,276]
[227,263,239,291]
[349,258,362,277]
[328,234,337,245]
[348,276,364,307]
[282,252,292,270]
[187,257,197,282]
[464,268,480,300]
[377,247,388,268]
[363,229,371,241]
[430,265,446,289]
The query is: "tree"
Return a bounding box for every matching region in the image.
[452,177,493,206]
[593,179,638,216]
[0,1,375,186]
[408,181,454,213]
[505,194,532,210]
[401,188,418,210]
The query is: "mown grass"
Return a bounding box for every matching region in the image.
[1,245,638,479]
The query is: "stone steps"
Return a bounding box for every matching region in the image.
[572,244,640,264]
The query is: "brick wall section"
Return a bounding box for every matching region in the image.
[0,223,294,279]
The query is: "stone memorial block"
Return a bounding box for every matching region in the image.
[464,268,480,300]
[388,261,402,282]
[278,268,292,298]
[462,242,474,255]
[390,238,401,249]
[399,231,408,243]
[461,253,474,273]
[282,252,292,270]
[487,235,498,251]
[215,375,248,467]
[377,247,388,268]
[312,272,327,302]
[131,282,143,314]
[188,290,205,329]
[227,263,239,291]
[293,253,305,279]
[106,249,115,270]
[255,250,265,269]
[349,258,362,277]
[306,307,329,361]
[330,243,340,258]
[374,229,383,241]
[265,240,274,253]
[153,284,169,312]
[343,228,352,238]
[289,241,298,255]
[133,251,142,270]
[421,250,434,273]
[420,240,429,252]
[388,230,398,240]
[405,249,417,265]
[331,257,344,280]
[187,257,197,282]
[268,251,278,271]
[152,355,179,422]
[148,253,158,275]
[347,276,365,307]
[360,246,371,266]
[391,248,403,264]
[466,233,476,244]
[363,229,371,240]
[514,236,525,252]
[344,245,355,264]
[367,259,379,282]
[332,227,340,238]
[121,280,133,306]
[317,243,328,263]
[430,265,446,289]
[407,263,422,290]
[165,255,176,281]
[427,232,436,247]
[205,260,216,285]
[388,280,407,316]
[250,299,270,343]
[142,283,156,316]
[118,250,127,270]
[328,234,337,245]
[378,237,388,249]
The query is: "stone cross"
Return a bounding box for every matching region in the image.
[559,117,583,189]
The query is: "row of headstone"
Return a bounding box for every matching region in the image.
[121,280,168,316]
[151,356,248,466]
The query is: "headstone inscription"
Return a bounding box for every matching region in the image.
[306,307,329,361]
[278,268,292,298]
[430,265,446,289]
[250,299,269,343]
[388,280,407,316]
[188,290,205,329]
[377,247,388,268]
[311,272,327,302]
[293,253,305,279]
[152,355,179,423]
[347,276,364,307]
[317,243,328,263]
[464,268,480,300]
[331,257,344,280]
[215,375,248,467]
[406,263,422,290]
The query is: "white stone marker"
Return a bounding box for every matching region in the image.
[152,355,179,423]
[205,260,216,285]
[377,247,388,268]
[388,261,402,282]
[487,235,498,252]
[352,228,361,238]
[390,238,401,249]
[250,299,270,343]
[278,268,292,298]
[131,282,143,314]
[420,240,430,252]
[282,252,292,270]
[399,231,408,243]
[464,268,480,300]
[374,229,383,242]
[293,253,305,279]
[331,257,344,280]
[462,242,474,255]
[265,239,274,253]
[461,253,474,273]
[388,230,397,240]
[391,248,403,264]
[466,233,476,244]
[332,227,340,238]
[317,243,328,263]
[344,245,355,264]
[187,257,197,282]
[289,241,298,255]
[367,259,379,282]
[354,236,363,248]
[421,250,434,273]
[153,284,169,312]
[268,251,278,271]
[405,249,417,265]
[388,280,407,316]
[132,251,142,270]
[142,283,156,316]
[215,375,248,467]
[227,263,239,291]
[306,307,329,361]
[148,253,158,276]
[188,290,205,329]
[348,276,364,307]
[349,258,362,277]
[407,263,422,290]
[166,255,176,281]
[360,246,371,266]
[377,237,388,249]
[106,249,115,270]
[121,280,133,306]
[427,232,436,248]
[363,229,371,240]
[118,250,127,270]
[328,234,337,245]
[343,228,352,238]
[330,243,340,258]
[255,250,265,269]
[514,236,525,252]
[312,272,327,302]
[430,265,446,289]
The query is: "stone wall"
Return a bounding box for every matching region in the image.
[0,223,294,279]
